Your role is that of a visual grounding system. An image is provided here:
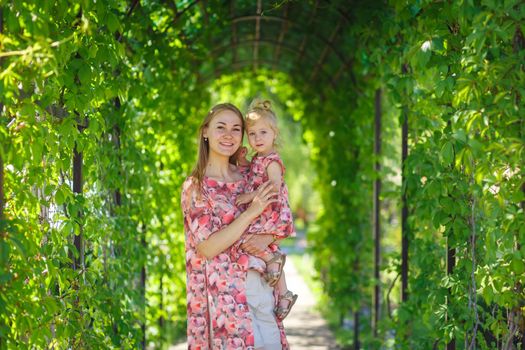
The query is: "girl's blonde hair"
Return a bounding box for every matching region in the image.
[245,99,279,145]
[190,103,245,190]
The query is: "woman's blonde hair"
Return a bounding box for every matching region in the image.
[190,103,244,190]
[245,99,279,144]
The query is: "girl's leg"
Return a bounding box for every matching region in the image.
[275,271,287,295]
[264,243,283,280]
[246,270,282,350]
[274,271,298,320]
[260,250,285,287]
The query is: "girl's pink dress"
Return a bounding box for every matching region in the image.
[246,152,296,240]
[181,175,289,349]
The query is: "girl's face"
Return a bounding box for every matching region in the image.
[247,118,276,155]
[203,110,243,158]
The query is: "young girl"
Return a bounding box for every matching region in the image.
[236,99,298,321]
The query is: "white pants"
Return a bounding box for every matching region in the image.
[246,270,282,350]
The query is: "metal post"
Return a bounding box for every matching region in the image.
[446,235,456,350]
[372,88,382,337]
[72,143,83,271]
[354,311,360,349]
[401,64,409,302]
[141,224,147,350]
[445,118,456,350]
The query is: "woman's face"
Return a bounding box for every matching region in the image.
[203,110,243,158]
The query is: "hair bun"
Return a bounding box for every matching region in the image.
[249,98,272,111]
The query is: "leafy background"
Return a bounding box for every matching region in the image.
[0,0,524,349]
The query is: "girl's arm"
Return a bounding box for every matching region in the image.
[266,161,283,190]
[197,181,277,259]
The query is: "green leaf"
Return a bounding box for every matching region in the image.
[452,129,467,144]
[9,235,28,258]
[88,45,98,59]
[78,65,91,85]
[55,188,65,206]
[106,12,120,33]
[511,255,525,275]
[441,141,454,166]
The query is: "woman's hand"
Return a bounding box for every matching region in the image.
[245,180,278,217]
[236,192,255,206]
[241,234,275,256]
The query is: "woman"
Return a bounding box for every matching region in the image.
[181,103,289,349]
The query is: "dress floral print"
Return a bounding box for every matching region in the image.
[181,175,289,349]
[182,176,253,349]
[246,152,296,239]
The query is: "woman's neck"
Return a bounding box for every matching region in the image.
[205,154,233,180]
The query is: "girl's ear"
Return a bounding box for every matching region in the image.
[203,126,208,139]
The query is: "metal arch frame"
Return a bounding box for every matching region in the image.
[209,39,330,76]
[253,0,262,71]
[272,2,290,67]
[203,39,334,87]
[296,0,320,64]
[229,15,350,67]
[197,58,336,88]
[231,16,353,86]
[166,0,352,67]
[165,1,354,87]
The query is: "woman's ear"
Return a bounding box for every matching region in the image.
[203,126,208,139]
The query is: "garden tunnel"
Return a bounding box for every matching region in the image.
[1,0,524,349]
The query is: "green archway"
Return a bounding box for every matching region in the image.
[1,1,523,349]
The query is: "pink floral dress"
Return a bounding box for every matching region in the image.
[181,175,289,349]
[246,152,296,240]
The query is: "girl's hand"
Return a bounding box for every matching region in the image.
[241,234,274,256]
[246,181,278,217]
[237,146,251,167]
[239,146,248,159]
[236,192,255,206]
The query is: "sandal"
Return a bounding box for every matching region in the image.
[264,252,286,287]
[274,290,298,320]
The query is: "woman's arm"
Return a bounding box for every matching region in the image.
[196,181,277,259]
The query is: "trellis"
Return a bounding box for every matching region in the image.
[1,1,524,349]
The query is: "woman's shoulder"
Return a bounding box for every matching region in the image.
[181,177,200,201]
[182,176,197,190]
